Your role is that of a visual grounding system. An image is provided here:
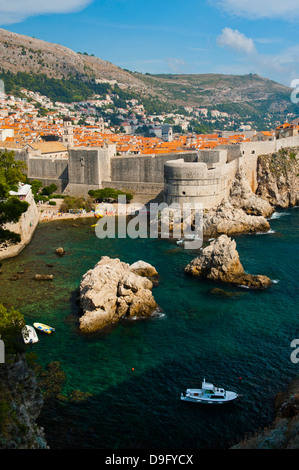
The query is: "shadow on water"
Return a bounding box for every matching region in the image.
[37,359,248,450]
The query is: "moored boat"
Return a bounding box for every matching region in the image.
[22,325,39,344]
[176,234,201,246]
[181,378,238,404]
[33,323,55,334]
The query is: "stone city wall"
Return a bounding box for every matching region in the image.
[110,151,197,184]
[2,134,299,206]
[63,147,111,196]
[164,135,299,209]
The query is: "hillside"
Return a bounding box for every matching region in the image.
[134,72,291,107]
[0,28,149,93]
[0,27,297,124]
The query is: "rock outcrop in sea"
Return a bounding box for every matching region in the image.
[55,247,65,257]
[79,257,159,333]
[185,234,271,289]
[203,169,274,238]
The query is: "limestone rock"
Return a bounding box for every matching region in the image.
[203,202,270,238]
[256,149,299,208]
[229,169,274,217]
[55,247,65,256]
[34,274,54,281]
[130,260,158,278]
[203,170,273,237]
[79,256,159,333]
[185,234,271,289]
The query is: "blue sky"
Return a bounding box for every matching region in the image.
[1,0,299,86]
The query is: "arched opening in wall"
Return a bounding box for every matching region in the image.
[182,191,186,195]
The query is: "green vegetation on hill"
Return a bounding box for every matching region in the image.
[132,72,297,127]
[0,70,111,103]
[0,70,175,115]
[0,67,297,130]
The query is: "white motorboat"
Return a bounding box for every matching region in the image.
[176,235,201,246]
[22,325,39,344]
[181,378,238,404]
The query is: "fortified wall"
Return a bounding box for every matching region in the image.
[2,134,299,210]
[102,151,198,204]
[164,135,299,209]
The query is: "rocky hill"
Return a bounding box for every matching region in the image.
[0,28,149,93]
[0,27,294,115]
[133,72,293,111]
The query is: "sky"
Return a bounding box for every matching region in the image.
[0,0,299,86]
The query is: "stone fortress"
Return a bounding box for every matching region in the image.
[2,118,299,210]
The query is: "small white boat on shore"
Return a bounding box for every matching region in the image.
[181,378,238,405]
[22,325,39,344]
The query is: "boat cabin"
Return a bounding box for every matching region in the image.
[202,380,225,397]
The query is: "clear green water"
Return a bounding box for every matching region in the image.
[0,209,298,449]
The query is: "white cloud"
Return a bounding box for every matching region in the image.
[167,57,186,72]
[255,45,299,84]
[217,28,256,55]
[0,0,93,25]
[212,0,299,20]
[217,26,299,85]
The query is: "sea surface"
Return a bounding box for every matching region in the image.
[0,208,298,449]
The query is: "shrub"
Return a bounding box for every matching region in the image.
[88,187,133,202]
[41,184,57,196]
[60,196,93,213]
[0,304,26,355]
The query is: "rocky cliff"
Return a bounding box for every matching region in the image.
[233,378,299,449]
[203,169,274,238]
[0,353,47,449]
[257,147,299,209]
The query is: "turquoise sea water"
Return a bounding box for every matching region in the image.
[0,208,298,449]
